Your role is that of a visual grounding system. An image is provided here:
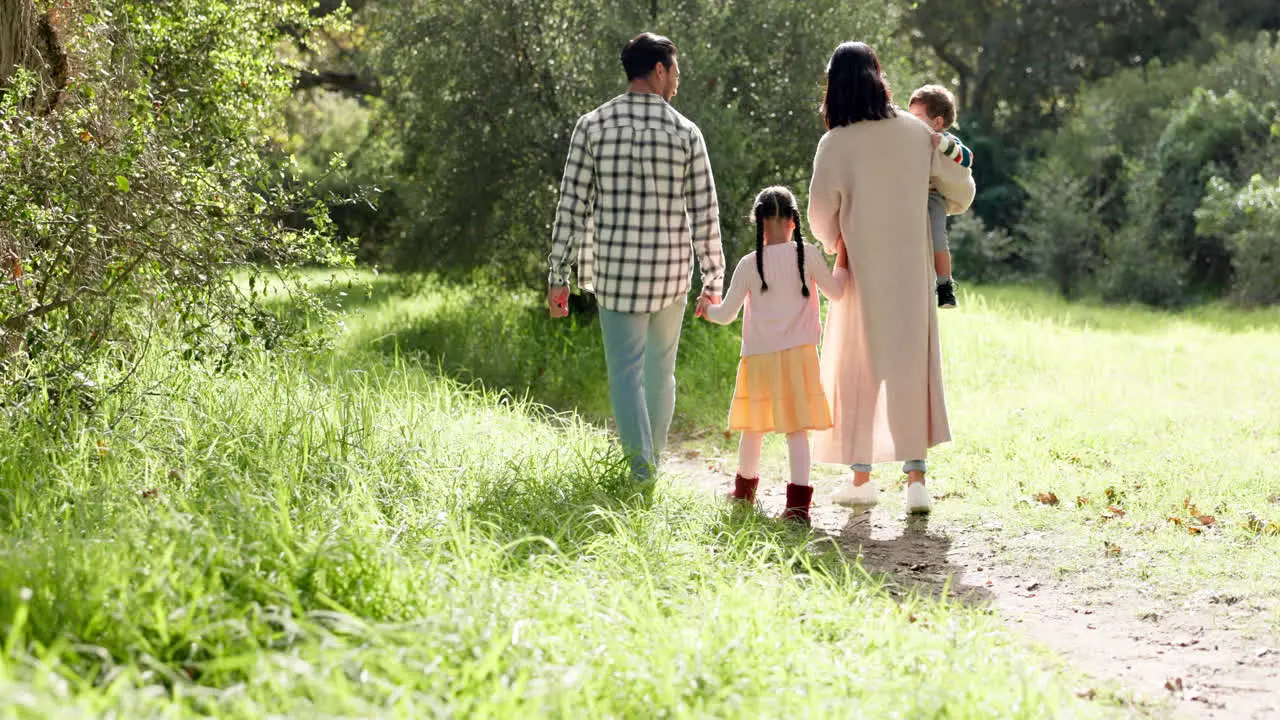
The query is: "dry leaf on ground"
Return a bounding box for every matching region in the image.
[1104,541,1122,556]
[1034,492,1060,506]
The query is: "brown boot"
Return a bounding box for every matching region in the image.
[781,483,814,525]
[727,474,759,504]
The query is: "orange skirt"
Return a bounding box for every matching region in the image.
[728,344,833,434]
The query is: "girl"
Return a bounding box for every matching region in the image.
[697,186,848,524]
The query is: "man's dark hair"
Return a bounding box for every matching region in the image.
[621,32,677,81]
[909,85,958,129]
[821,42,895,129]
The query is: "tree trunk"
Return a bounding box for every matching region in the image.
[0,0,68,115]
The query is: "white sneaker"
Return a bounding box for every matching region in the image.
[832,481,878,507]
[905,482,932,514]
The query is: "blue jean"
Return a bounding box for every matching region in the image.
[851,460,927,474]
[599,297,687,481]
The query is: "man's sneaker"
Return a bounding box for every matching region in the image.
[937,280,957,309]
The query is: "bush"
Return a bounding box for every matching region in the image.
[1019,33,1280,305]
[1018,157,1102,298]
[1197,174,1280,305]
[1145,88,1275,292]
[0,0,353,410]
[949,213,1025,285]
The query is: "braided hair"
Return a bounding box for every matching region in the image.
[752,186,810,297]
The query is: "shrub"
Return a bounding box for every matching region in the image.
[0,0,353,411]
[1197,174,1280,305]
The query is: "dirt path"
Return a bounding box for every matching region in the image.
[666,452,1280,719]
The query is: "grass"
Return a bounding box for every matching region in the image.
[936,286,1280,607]
[319,272,1280,614]
[0,272,1120,717]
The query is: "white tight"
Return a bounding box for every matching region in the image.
[737,431,811,486]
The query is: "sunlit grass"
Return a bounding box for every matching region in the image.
[0,272,1115,717]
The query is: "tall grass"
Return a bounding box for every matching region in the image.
[0,275,1111,717]
[328,272,1280,610]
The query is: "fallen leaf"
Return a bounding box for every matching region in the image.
[1075,688,1097,700]
[78,129,94,143]
[1033,491,1060,506]
[1101,506,1127,520]
[1076,496,1090,507]
[1164,677,1184,693]
[1195,514,1216,527]
[1104,541,1122,556]
[140,488,159,500]
[1187,526,1202,535]
[1105,486,1122,502]
[1025,581,1042,591]
[1167,515,1184,526]
[722,431,732,440]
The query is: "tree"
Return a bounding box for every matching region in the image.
[1,0,352,409]
[362,0,903,280]
[0,0,68,115]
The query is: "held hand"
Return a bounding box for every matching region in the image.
[547,286,570,318]
[694,292,720,319]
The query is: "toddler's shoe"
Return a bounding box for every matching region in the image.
[937,280,957,309]
[905,482,932,514]
[727,474,759,504]
[781,483,814,525]
[831,481,878,507]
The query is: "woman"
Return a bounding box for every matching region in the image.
[807,42,975,513]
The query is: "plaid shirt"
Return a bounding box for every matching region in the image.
[547,92,725,314]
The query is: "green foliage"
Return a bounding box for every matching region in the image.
[1145,89,1273,290]
[1018,33,1280,305]
[1197,174,1280,305]
[948,212,1024,285]
[0,0,353,409]
[1018,158,1101,298]
[360,0,903,278]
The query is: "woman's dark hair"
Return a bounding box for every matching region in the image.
[821,42,895,129]
[752,186,810,297]
[621,32,677,80]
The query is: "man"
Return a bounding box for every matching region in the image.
[547,32,725,482]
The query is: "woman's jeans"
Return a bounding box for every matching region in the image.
[851,460,927,474]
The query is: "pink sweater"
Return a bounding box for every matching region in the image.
[704,243,848,356]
